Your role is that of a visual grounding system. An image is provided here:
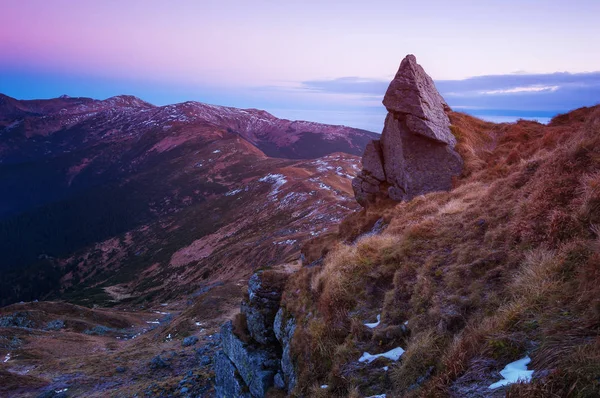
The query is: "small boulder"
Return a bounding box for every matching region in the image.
[149,355,169,369]
[182,335,199,347]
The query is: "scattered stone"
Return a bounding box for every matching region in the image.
[83,325,112,335]
[200,356,211,366]
[182,335,199,347]
[44,319,65,331]
[149,355,169,369]
[0,312,33,328]
[353,54,463,207]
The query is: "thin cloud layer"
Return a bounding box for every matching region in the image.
[300,72,600,115]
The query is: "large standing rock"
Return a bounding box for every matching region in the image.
[353,54,463,206]
[220,321,280,398]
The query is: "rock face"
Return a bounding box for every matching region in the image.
[220,321,280,398]
[241,271,287,345]
[273,308,297,392]
[215,269,297,397]
[214,351,252,398]
[353,55,463,206]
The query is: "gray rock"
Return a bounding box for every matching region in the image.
[200,355,211,366]
[274,372,286,390]
[0,312,33,328]
[353,54,463,207]
[149,355,169,369]
[182,335,199,347]
[220,321,279,397]
[241,271,287,345]
[214,351,252,398]
[383,54,455,146]
[44,319,65,331]
[116,366,127,373]
[273,308,297,393]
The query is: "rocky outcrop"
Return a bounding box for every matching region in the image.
[220,321,280,397]
[353,55,463,206]
[214,351,252,398]
[241,271,288,345]
[273,308,297,392]
[215,269,297,397]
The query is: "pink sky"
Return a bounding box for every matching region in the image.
[3,0,600,87]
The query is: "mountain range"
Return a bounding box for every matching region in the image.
[0,93,377,306]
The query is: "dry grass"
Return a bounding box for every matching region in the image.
[280,106,600,397]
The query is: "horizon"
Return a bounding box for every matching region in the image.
[2,0,600,131]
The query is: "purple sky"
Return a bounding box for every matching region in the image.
[1,0,599,131]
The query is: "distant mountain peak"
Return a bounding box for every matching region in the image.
[101,95,155,108]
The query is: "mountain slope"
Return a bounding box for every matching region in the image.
[0,93,377,306]
[280,106,600,397]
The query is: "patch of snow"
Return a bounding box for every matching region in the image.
[212,149,221,153]
[489,356,534,389]
[320,385,328,389]
[274,239,297,245]
[318,182,334,192]
[383,366,389,371]
[195,322,203,326]
[225,188,243,196]
[259,174,287,198]
[365,314,381,329]
[154,311,169,315]
[366,395,386,398]
[146,320,160,324]
[3,353,10,363]
[359,347,405,364]
[55,389,68,393]
[404,320,409,326]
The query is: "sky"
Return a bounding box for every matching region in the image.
[1,0,599,132]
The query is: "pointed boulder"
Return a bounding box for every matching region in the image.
[353,55,463,206]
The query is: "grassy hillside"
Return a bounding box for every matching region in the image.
[281,106,600,397]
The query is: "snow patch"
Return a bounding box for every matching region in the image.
[3,353,10,363]
[320,385,328,389]
[212,149,221,153]
[359,347,405,363]
[225,188,243,196]
[365,314,381,329]
[274,239,297,246]
[259,174,287,198]
[489,356,534,389]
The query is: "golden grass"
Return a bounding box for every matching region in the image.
[281,106,600,397]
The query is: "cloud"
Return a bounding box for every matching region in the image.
[297,72,600,115]
[479,85,559,95]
